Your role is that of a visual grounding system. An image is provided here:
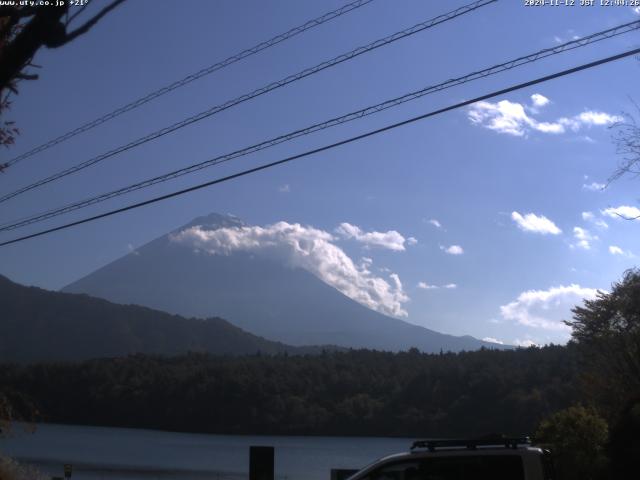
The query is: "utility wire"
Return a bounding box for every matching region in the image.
[0,0,497,203]
[1,19,638,232]
[3,0,376,168]
[1,46,638,248]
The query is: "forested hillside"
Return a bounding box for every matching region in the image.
[0,345,578,437]
[0,275,319,362]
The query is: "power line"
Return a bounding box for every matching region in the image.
[1,46,638,248]
[3,0,376,168]
[0,0,497,204]
[2,19,638,233]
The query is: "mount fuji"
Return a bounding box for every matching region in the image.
[63,213,505,352]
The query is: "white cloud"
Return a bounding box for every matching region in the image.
[557,117,580,131]
[428,219,442,228]
[609,245,635,258]
[576,111,621,126]
[609,245,624,255]
[571,226,597,250]
[468,97,621,137]
[513,339,539,348]
[500,284,600,331]
[417,281,457,290]
[535,122,565,134]
[601,205,640,220]
[511,211,562,235]
[634,6,640,14]
[582,211,608,229]
[171,222,409,318]
[389,273,403,292]
[278,184,290,193]
[553,30,581,45]
[360,257,373,269]
[530,93,550,108]
[335,222,408,251]
[441,245,464,255]
[482,337,504,345]
[468,100,545,136]
[582,182,606,192]
[407,236,418,246]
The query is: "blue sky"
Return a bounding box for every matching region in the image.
[1,0,639,346]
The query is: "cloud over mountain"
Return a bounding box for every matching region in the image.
[171,221,409,318]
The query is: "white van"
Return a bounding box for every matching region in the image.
[347,437,554,480]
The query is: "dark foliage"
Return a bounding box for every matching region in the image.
[0,345,579,438]
[534,405,609,480]
[607,397,640,478]
[566,268,640,420]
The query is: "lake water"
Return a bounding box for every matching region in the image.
[0,424,418,480]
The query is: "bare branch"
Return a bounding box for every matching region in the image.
[66,3,90,26]
[608,99,640,185]
[63,0,126,44]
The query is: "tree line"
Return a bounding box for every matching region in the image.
[0,345,578,437]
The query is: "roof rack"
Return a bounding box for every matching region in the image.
[411,436,531,452]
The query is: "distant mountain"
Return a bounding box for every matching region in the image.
[0,275,318,363]
[63,213,506,353]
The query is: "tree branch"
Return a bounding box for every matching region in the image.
[0,7,66,94]
[609,98,640,185]
[66,3,89,27]
[63,0,126,45]
[0,1,126,94]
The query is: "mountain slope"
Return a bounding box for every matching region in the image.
[63,213,506,352]
[0,275,313,363]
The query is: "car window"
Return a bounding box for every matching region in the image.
[362,460,422,480]
[363,456,524,480]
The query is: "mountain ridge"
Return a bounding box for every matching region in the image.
[0,274,330,363]
[62,213,508,352]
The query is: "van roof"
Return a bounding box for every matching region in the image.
[411,436,532,452]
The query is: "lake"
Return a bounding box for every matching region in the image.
[0,424,418,480]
